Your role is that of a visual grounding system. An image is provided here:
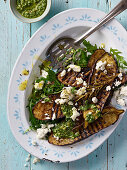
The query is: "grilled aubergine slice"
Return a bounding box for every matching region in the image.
[57,68,91,87]
[87,49,105,69]
[33,95,65,121]
[48,106,124,146]
[57,49,105,87]
[90,52,118,85]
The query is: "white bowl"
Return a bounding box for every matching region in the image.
[9,0,51,23]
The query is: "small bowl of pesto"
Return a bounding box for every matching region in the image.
[9,0,51,23]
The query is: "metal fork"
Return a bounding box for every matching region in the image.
[46,0,127,70]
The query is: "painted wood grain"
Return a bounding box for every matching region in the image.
[0,0,127,170]
[0,0,31,170]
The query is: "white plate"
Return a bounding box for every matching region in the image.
[7,8,127,163]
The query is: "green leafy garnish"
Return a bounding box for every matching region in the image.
[110,48,127,69]
[63,40,97,68]
[83,40,97,55]
[72,49,88,67]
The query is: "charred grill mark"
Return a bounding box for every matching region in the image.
[98,119,103,129]
[94,123,100,132]
[83,129,88,138]
[51,102,56,118]
[86,126,91,134]
[65,72,77,83]
[55,105,59,118]
[90,124,96,133]
[59,106,63,118]
[96,122,102,130]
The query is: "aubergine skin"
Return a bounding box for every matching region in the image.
[48,106,124,146]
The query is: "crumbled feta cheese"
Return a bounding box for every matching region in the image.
[37,124,54,139]
[48,124,54,129]
[107,64,111,67]
[76,87,86,96]
[45,117,50,120]
[92,97,98,103]
[120,86,127,96]
[41,70,48,78]
[76,77,83,85]
[92,88,95,92]
[71,107,80,121]
[117,98,125,106]
[55,98,68,105]
[68,101,73,105]
[53,135,59,140]
[34,80,44,90]
[96,61,107,71]
[60,87,74,100]
[106,85,111,91]
[87,111,92,115]
[33,157,40,164]
[68,68,71,72]
[26,154,31,162]
[103,69,107,74]
[118,73,123,80]
[83,81,87,86]
[41,101,45,103]
[60,70,66,77]
[52,113,56,120]
[114,80,121,87]
[68,64,81,72]
[75,102,78,106]
[32,140,37,146]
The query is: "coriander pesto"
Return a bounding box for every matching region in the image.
[16,0,47,19]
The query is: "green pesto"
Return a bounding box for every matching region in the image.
[16,0,47,19]
[61,104,73,118]
[52,119,80,139]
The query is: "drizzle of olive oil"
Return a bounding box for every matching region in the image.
[18,80,28,91]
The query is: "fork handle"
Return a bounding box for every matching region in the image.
[74,0,127,45]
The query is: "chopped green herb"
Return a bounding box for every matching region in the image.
[61,104,73,118]
[52,119,80,139]
[85,114,95,123]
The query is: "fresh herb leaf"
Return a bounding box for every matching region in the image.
[83,40,97,55]
[110,48,127,69]
[72,49,88,67]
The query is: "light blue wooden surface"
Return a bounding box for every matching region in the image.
[0,0,127,170]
